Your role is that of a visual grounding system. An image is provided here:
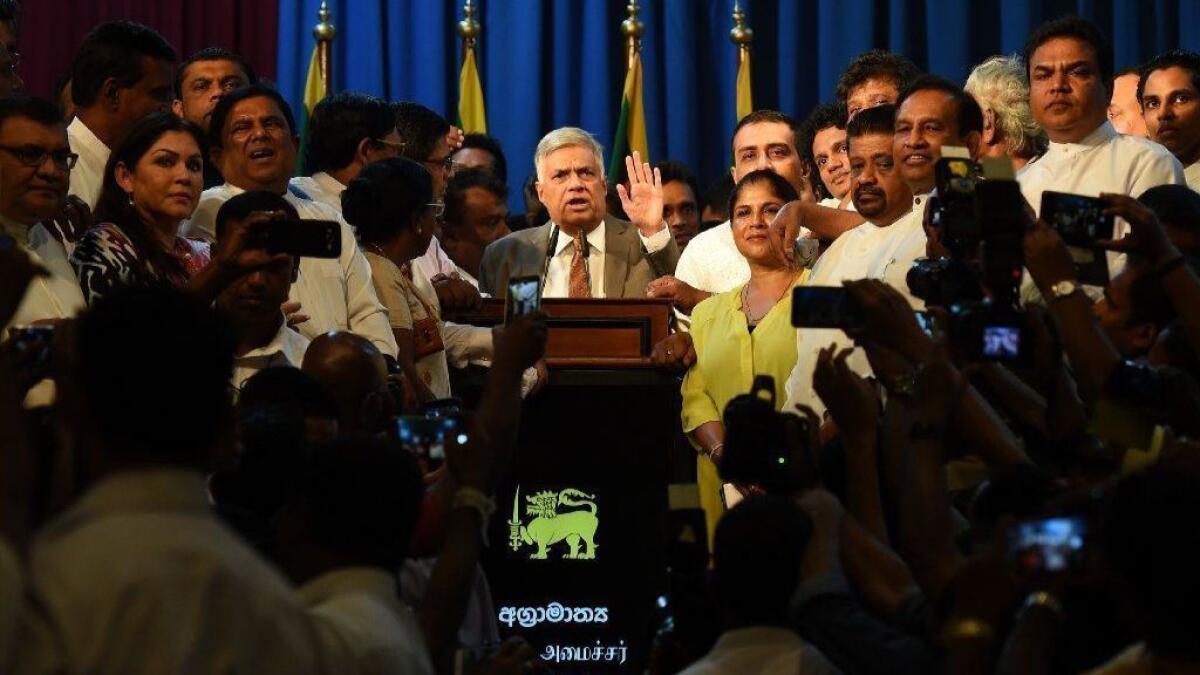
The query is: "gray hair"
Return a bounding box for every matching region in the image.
[534,127,606,181]
[965,55,1048,158]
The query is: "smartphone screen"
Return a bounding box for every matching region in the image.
[1041,192,1112,248]
[1007,516,1088,574]
[264,219,342,258]
[395,415,465,461]
[915,311,937,337]
[422,397,463,419]
[505,275,541,324]
[791,287,866,330]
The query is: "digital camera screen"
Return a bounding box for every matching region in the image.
[982,325,1021,359]
[395,416,464,460]
[1008,517,1088,573]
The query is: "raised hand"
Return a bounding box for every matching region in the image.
[1097,192,1179,266]
[812,344,880,443]
[615,151,665,237]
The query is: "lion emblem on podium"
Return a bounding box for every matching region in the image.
[507,487,598,560]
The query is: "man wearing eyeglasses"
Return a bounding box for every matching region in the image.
[0,95,85,334]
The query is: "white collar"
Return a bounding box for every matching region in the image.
[296,566,398,607]
[237,318,308,363]
[0,213,32,247]
[310,171,347,197]
[1046,120,1118,155]
[67,116,111,154]
[551,220,606,257]
[712,626,806,651]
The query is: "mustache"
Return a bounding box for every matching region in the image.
[853,185,884,199]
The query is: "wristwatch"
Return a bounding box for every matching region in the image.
[1048,279,1080,302]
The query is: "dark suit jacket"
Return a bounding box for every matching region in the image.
[478,216,679,300]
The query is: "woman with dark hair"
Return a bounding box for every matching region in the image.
[342,157,443,403]
[71,112,208,303]
[680,169,807,546]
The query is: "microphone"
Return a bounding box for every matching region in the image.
[540,223,559,301]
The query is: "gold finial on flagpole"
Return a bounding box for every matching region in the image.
[458,0,481,58]
[730,1,753,51]
[621,2,645,70]
[313,1,337,97]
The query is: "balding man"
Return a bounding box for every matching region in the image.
[478,127,679,300]
[301,331,394,435]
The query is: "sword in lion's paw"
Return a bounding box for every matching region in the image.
[507,486,522,551]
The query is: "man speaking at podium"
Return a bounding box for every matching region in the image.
[479,127,679,299]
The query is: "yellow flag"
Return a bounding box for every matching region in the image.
[736,53,753,121]
[609,51,649,177]
[458,47,488,134]
[302,46,325,118]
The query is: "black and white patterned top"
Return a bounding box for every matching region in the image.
[70,223,211,305]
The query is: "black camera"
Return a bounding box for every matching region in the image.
[906,256,983,308]
[720,375,814,494]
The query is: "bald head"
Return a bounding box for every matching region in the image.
[301,331,390,434]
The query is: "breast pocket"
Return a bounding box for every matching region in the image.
[293,258,349,339]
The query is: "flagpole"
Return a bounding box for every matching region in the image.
[621,1,644,71]
[730,1,754,120]
[313,1,336,98]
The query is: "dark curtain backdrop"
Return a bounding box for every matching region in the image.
[16,0,278,103]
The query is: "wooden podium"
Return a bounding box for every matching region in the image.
[448,298,677,672]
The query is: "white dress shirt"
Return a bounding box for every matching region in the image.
[8,468,351,675]
[183,183,398,357]
[674,220,750,297]
[542,220,671,298]
[1017,121,1184,277]
[231,319,311,391]
[298,567,435,675]
[290,172,466,282]
[1185,161,1200,192]
[65,117,110,209]
[1,216,85,334]
[783,197,927,416]
[676,626,840,675]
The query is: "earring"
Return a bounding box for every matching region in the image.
[126,191,134,206]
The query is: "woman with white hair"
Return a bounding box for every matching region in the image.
[965,55,1048,170]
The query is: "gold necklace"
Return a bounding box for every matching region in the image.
[741,273,799,325]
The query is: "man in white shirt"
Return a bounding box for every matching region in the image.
[212,192,310,391]
[1018,17,1184,277]
[1138,50,1200,190]
[653,110,863,317]
[0,97,85,334]
[783,105,919,415]
[277,437,436,675]
[5,286,352,675]
[65,21,176,208]
[478,127,678,299]
[182,84,397,357]
[679,496,840,675]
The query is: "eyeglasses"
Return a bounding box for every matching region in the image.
[423,156,458,173]
[370,137,406,154]
[0,145,79,171]
[426,201,445,219]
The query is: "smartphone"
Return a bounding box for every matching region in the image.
[1041,192,1113,247]
[395,415,466,461]
[1007,516,1088,574]
[422,397,463,418]
[505,275,541,324]
[261,219,342,258]
[6,324,55,381]
[791,287,866,330]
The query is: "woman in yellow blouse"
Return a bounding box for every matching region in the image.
[681,169,807,545]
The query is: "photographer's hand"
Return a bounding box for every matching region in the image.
[1096,193,1179,266]
[1023,222,1079,294]
[843,279,933,364]
[189,211,291,303]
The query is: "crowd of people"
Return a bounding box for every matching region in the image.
[4,0,1200,671]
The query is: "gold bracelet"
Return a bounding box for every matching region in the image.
[940,617,996,645]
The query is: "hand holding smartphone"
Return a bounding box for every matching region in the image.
[251,219,342,258]
[505,275,541,324]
